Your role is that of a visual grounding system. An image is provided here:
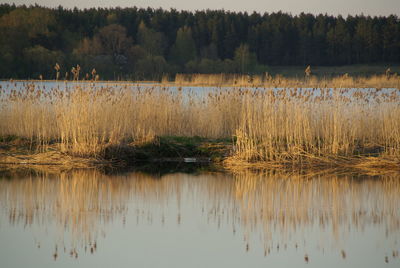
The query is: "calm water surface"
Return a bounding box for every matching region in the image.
[0,168,399,267]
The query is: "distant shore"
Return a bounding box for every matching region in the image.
[2,67,400,88]
[2,64,400,80]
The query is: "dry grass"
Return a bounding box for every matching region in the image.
[0,146,106,168]
[0,80,399,167]
[174,73,400,89]
[232,87,400,165]
[0,83,241,156]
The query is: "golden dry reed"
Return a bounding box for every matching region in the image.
[0,83,241,156]
[174,73,400,89]
[233,87,400,164]
[0,81,399,164]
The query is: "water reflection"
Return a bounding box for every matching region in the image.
[235,171,400,242]
[0,168,399,266]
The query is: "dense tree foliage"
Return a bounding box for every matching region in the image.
[0,4,399,80]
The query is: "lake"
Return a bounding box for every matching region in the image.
[0,167,399,268]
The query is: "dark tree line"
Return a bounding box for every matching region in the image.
[0,4,399,80]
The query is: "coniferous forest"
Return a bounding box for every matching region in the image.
[0,4,399,80]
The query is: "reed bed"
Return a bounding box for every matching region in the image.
[0,81,399,166]
[0,83,241,156]
[174,73,400,89]
[233,87,400,164]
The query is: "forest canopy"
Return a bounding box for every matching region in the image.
[0,4,399,80]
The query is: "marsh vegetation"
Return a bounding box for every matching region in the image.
[0,76,399,169]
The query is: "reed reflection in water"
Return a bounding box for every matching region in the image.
[0,168,399,267]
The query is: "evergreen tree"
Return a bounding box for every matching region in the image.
[169,26,196,66]
[0,4,399,79]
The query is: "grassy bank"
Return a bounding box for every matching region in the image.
[265,64,400,78]
[0,135,231,168]
[173,72,400,88]
[1,135,399,174]
[0,80,399,170]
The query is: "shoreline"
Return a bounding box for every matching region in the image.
[2,70,399,89]
[1,137,399,175]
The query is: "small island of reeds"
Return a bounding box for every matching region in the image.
[0,74,399,172]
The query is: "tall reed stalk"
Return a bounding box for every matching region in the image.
[0,81,399,162]
[0,83,241,156]
[233,88,400,162]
